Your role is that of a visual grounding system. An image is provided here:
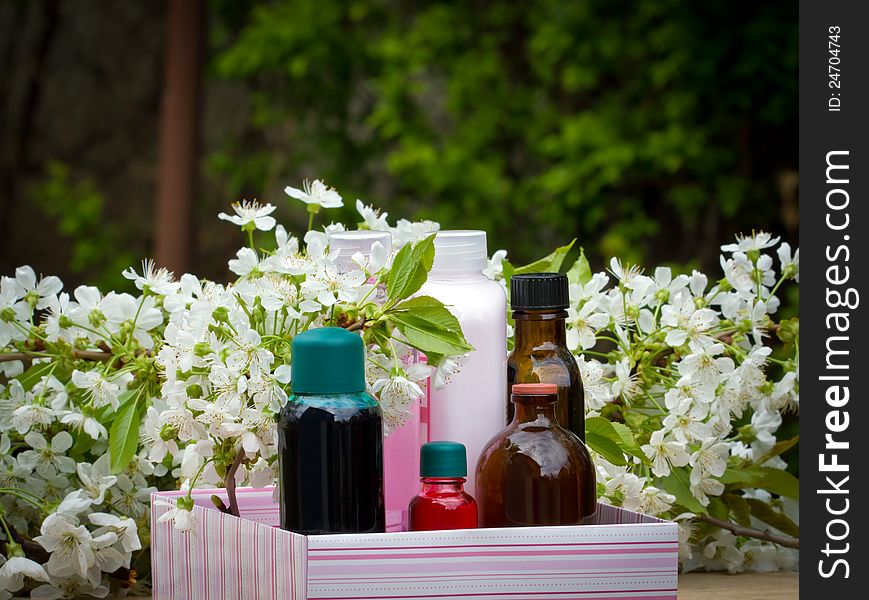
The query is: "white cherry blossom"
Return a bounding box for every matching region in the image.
[33,513,101,579]
[12,266,62,310]
[0,556,51,594]
[721,231,780,254]
[71,370,132,412]
[155,499,197,532]
[17,431,76,477]
[642,430,690,477]
[122,259,180,296]
[356,199,390,230]
[284,179,343,210]
[566,301,609,351]
[218,199,277,231]
[76,456,117,505]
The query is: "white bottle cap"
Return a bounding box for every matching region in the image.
[431,230,488,273]
[329,230,393,270]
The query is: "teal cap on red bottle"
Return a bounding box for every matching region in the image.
[420,441,467,478]
[291,327,366,394]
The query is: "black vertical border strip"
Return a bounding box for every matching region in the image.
[800,0,868,595]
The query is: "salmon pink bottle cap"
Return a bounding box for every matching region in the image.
[512,383,558,395]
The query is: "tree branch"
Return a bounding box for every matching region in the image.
[224,446,246,518]
[8,524,49,563]
[344,317,367,332]
[697,513,799,549]
[0,350,113,363]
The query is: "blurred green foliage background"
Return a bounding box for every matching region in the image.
[1,0,797,288]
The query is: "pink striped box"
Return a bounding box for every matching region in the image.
[151,487,678,600]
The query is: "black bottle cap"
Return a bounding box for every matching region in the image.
[510,273,569,310]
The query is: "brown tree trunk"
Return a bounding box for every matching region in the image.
[154,0,204,275]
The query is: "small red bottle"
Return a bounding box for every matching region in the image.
[409,442,478,531]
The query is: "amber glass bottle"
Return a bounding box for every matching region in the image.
[508,273,584,440]
[476,383,596,527]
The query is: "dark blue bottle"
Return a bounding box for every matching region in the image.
[278,327,385,535]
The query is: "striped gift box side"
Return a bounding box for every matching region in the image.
[305,505,677,600]
[152,489,677,600]
[151,489,307,600]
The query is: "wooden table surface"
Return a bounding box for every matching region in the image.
[679,572,798,599]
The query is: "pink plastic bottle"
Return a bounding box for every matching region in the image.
[329,229,423,532]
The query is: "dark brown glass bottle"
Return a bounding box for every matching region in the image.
[476,383,596,527]
[507,273,584,440]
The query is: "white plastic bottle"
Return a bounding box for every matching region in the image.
[419,230,507,494]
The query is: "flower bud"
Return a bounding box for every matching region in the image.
[88,309,107,328]
[212,306,230,323]
[193,342,213,357]
[737,424,757,443]
[160,424,177,442]
[777,318,799,344]
[5,540,25,558]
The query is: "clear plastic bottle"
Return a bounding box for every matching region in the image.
[328,230,392,273]
[409,442,477,531]
[419,230,507,494]
[277,327,385,534]
[476,383,596,528]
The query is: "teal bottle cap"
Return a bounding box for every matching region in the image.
[420,441,468,478]
[291,327,366,394]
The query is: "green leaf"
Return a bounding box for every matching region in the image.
[660,467,707,514]
[15,362,56,392]
[95,389,137,423]
[69,430,96,462]
[723,493,752,527]
[386,234,436,301]
[707,496,729,521]
[387,312,473,357]
[393,296,463,334]
[745,498,800,538]
[565,247,592,285]
[421,351,444,368]
[720,466,762,484]
[753,467,800,500]
[610,421,647,462]
[502,259,515,287]
[513,239,576,275]
[585,417,642,464]
[109,388,142,474]
[585,416,620,441]
[585,431,627,466]
[753,435,799,466]
[720,466,800,500]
